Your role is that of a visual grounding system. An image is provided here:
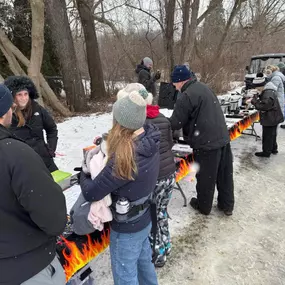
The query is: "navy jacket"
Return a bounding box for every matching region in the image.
[80,124,160,233]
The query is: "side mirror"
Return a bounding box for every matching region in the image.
[245,65,249,71]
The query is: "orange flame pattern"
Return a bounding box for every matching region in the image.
[61,229,110,282]
[176,112,259,182]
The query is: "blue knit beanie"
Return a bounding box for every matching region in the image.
[171,65,191,83]
[0,84,13,117]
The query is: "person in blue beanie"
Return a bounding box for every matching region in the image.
[169,65,234,216]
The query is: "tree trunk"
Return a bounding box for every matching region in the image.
[164,0,176,77]
[0,42,26,76]
[28,0,45,106]
[0,73,4,83]
[76,0,106,100]
[45,0,87,112]
[179,0,191,64]
[0,28,72,116]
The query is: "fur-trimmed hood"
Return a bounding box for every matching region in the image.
[4,76,39,100]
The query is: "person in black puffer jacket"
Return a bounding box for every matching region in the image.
[135,57,161,98]
[169,65,234,216]
[249,75,284,157]
[118,83,176,267]
[80,90,160,285]
[0,84,67,285]
[4,76,58,172]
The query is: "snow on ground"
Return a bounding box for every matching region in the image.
[55,106,285,285]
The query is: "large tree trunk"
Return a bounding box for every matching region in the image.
[28,0,45,106]
[76,0,106,100]
[45,0,87,112]
[179,0,191,64]
[164,0,176,78]
[0,28,72,116]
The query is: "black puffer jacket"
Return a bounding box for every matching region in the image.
[0,125,67,285]
[136,64,157,96]
[170,79,230,151]
[9,101,58,172]
[251,82,284,126]
[80,124,160,233]
[146,105,176,179]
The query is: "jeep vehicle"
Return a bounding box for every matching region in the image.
[244,53,285,90]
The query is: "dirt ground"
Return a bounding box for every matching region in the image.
[90,124,285,285]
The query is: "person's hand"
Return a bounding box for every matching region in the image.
[154,70,161,80]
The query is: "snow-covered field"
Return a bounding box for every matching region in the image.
[55,106,285,285]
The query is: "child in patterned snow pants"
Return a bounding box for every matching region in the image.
[149,172,176,267]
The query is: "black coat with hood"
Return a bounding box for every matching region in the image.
[170,78,230,151]
[80,124,160,233]
[251,82,284,126]
[0,125,67,285]
[4,76,58,172]
[136,64,157,97]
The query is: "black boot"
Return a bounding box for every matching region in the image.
[217,205,233,216]
[272,150,278,154]
[280,125,285,129]
[255,152,270,157]
[189,197,199,210]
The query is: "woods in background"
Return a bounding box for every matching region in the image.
[0,0,284,115]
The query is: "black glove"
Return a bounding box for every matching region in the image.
[154,70,161,80]
[48,148,56,158]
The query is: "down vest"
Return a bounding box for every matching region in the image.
[80,124,160,233]
[146,105,176,179]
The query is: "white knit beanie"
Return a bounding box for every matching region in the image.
[117,83,153,105]
[113,91,146,130]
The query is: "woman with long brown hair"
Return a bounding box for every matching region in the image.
[80,90,160,285]
[4,76,58,172]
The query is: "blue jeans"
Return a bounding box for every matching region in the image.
[110,223,158,285]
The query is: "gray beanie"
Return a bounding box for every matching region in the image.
[143,57,153,67]
[113,91,146,130]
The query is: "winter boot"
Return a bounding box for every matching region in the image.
[272,150,278,154]
[217,204,233,216]
[189,197,199,210]
[154,255,166,268]
[255,152,270,157]
[280,124,285,129]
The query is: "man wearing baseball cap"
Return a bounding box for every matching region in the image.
[169,65,234,216]
[0,84,67,285]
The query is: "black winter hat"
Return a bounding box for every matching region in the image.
[0,84,13,117]
[4,76,39,99]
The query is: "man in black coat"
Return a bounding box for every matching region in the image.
[249,76,284,157]
[135,57,161,98]
[169,65,234,216]
[0,84,67,284]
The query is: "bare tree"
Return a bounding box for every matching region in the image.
[28,0,45,105]
[45,0,87,112]
[0,28,72,116]
[76,0,106,100]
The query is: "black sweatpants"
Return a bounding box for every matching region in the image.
[262,126,278,154]
[193,143,234,215]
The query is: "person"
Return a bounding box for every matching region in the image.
[80,91,160,285]
[169,65,234,216]
[248,74,284,157]
[276,62,285,129]
[135,57,161,98]
[4,75,59,172]
[0,84,67,285]
[118,83,176,267]
[264,65,285,118]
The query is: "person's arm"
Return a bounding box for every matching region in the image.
[7,142,67,236]
[169,93,194,130]
[41,107,58,152]
[251,93,274,111]
[80,159,129,202]
[138,70,156,91]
